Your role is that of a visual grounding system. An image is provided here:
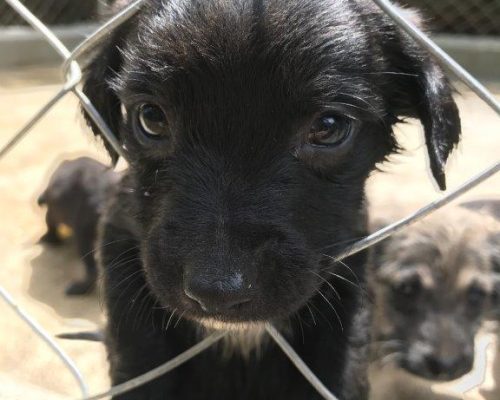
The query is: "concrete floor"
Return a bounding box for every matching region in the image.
[0,67,498,399]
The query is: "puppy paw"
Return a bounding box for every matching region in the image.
[65,280,95,296]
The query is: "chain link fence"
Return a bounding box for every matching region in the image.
[1,0,500,35]
[1,1,500,35]
[0,0,98,25]
[402,0,500,36]
[0,0,499,399]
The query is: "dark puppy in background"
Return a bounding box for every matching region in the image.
[369,207,500,399]
[82,1,460,399]
[38,157,119,295]
[461,199,500,318]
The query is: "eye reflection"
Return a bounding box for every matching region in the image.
[307,114,352,147]
[137,103,168,138]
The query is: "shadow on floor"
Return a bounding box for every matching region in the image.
[27,239,103,325]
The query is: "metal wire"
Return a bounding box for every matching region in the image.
[62,0,147,74]
[0,85,71,159]
[402,0,500,36]
[3,0,71,59]
[1,1,499,400]
[0,0,139,160]
[265,324,340,400]
[335,161,500,262]
[372,0,500,116]
[75,87,127,159]
[0,285,88,397]
[82,331,227,400]
[0,0,97,26]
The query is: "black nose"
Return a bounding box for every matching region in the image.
[424,354,470,380]
[184,273,252,313]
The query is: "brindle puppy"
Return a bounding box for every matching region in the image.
[370,207,500,384]
[38,157,119,295]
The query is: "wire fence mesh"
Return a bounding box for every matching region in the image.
[402,0,500,36]
[0,0,98,25]
[2,0,500,36]
[1,0,499,399]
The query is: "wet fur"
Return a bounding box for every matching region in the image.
[82,1,461,399]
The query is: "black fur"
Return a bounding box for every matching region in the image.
[82,1,461,398]
[38,157,119,295]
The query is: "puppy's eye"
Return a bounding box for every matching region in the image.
[307,114,352,147]
[467,284,486,307]
[137,103,168,137]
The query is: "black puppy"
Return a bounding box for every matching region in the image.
[38,157,119,295]
[82,1,460,399]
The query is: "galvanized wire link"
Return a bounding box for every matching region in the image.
[335,161,500,262]
[372,0,500,116]
[0,0,135,161]
[265,324,340,400]
[0,86,70,159]
[402,0,500,36]
[62,0,147,74]
[0,1,97,26]
[82,331,227,400]
[75,88,127,160]
[0,285,88,397]
[4,0,70,59]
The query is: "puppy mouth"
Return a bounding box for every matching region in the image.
[198,318,266,332]
[182,300,269,327]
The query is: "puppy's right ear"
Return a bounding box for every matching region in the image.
[487,232,500,319]
[489,232,500,272]
[381,7,461,190]
[82,22,130,164]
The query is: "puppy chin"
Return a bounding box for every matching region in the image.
[198,319,268,359]
[199,318,265,332]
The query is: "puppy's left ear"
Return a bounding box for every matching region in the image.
[488,232,500,272]
[487,232,500,319]
[81,3,137,164]
[382,8,461,190]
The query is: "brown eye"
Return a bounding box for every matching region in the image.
[467,284,486,307]
[137,103,168,138]
[308,114,352,147]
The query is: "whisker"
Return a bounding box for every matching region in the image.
[309,270,341,301]
[315,235,368,252]
[308,300,333,331]
[305,303,317,326]
[361,71,418,77]
[174,311,186,329]
[322,271,359,290]
[321,256,361,287]
[165,308,177,332]
[315,288,343,331]
[107,268,143,292]
[132,286,157,331]
[79,238,136,260]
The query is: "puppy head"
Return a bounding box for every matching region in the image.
[371,209,499,381]
[83,1,460,327]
